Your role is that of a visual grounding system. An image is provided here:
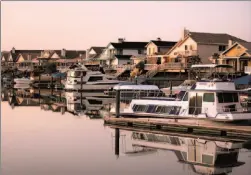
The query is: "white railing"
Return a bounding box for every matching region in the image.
[173,50,198,56]
[245,66,251,74]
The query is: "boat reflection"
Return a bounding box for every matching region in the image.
[3,87,114,118]
[113,128,249,175]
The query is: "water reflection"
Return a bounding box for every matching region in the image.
[113,128,250,175]
[1,86,115,119]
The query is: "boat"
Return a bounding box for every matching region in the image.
[161,80,196,96]
[14,78,32,84]
[111,79,251,121]
[105,84,166,100]
[64,67,127,91]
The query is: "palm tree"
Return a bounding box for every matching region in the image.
[212,53,220,65]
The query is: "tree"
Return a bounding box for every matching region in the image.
[212,53,220,64]
[187,55,202,65]
[44,62,57,74]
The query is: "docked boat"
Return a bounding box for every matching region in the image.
[14,78,32,84]
[105,84,166,99]
[111,79,251,121]
[161,80,196,96]
[64,67,127,91]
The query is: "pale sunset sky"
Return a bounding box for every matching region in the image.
[1,1,251,51]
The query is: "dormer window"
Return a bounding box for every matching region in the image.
[185,45,188,50]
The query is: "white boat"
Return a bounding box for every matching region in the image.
[14,78,32,84]
[64,67,127,91]
[111,80,251,121]
[161,80,196,96]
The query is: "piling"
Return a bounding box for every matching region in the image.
[115,90,120,118]
[115,128,120,157]
[170,80,173,96]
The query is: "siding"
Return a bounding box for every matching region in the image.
[146,42,158,55]
[197,44,221,64]
[123,49,141,55]
[223,44,246,57]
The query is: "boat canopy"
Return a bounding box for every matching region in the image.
[234,75,251,85]
[113,84,160,90]
[191,64,233,69]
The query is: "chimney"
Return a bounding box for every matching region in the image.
[118,38,125,43]
[228,40,233,48]
[61,48,66,57]
[11,47,15,54]
[157,37,161,41]
[182,27,189,39]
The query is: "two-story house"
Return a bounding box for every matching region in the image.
[145,38,176,64]
[166,28,247,65]
[100,38,148,67]
[219,41,251,73]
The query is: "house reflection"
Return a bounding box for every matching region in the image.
[114,129,247,175]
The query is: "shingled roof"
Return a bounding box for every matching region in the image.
[110,42,148,49]
[1,51,9,61]
[10,50,42,62]
[150,41,177,47]
[189,32,247,45]
[54,50,86,59]
[90,47,105,54]
[241,42,251,54]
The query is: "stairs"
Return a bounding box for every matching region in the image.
[137,65,160,84]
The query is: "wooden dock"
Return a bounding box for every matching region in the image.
[104,117,251,139]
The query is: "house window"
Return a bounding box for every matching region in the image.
[138,49,142,54]
[185,45,188,50]
[219,45,226,51]
[158,47,161,53]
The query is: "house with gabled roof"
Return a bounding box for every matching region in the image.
[84,46,106,68]
[100,38,148,66]
[218,41,251,73]
[165,28,247,65]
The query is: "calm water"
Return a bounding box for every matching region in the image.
[1,87,251,175]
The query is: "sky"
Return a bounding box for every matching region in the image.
[1,1,251,51]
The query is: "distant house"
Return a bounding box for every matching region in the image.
[166,28,247,64]
[100,38,147,66]
[85,46,106,66]
[145,38,176,64]
[219,41,251,73]
[1,51,11,67]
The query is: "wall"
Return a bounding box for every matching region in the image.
[51,52,60,59]
[146,42,158,55]
[168,37,198,58]
[16,55,25,63]
[197,44,221,64]
[111,59,130,66]
[223,44,246,57]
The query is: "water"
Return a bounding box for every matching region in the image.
[1,87,251,175]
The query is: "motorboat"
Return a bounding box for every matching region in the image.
[64,67,127,91]
[111,80,251,121]
[14,77,32,84]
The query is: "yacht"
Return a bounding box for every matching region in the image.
[64,67,126,91]
[111,79,251,121]
[14,77,32,84]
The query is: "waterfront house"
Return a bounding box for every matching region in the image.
[84,47,105,70]
[100,38,147,67]
[166,28,247,65]
[218,41,251,73]
[15,50,42,71]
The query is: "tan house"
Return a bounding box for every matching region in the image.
[166,29,247,65]
[219,41,251,73]
[85,46,105,66]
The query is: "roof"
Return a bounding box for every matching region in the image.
[241,42,251,54]
[189,32,247,45]
[110,42,148,49]
[114,55,132,60]
[54,50,86,59]
[11,50,42,62]
[90,47,105,54]
[1,51,9,61]
[149,40,177,47]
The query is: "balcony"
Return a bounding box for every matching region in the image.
[245,66,251,74]
[173,50,198,57]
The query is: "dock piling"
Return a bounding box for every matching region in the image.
[115,128,120,157]
[115,90,121,118]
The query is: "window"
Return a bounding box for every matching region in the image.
[146,105,157,113]
[138,49,142,54]
[217,93,239,103]
[182,92,188,101]
[202,154,214,165]
[203,93,215,102]
[88,76,103,82]
[185,45,188,50]
[219,45,226,51]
